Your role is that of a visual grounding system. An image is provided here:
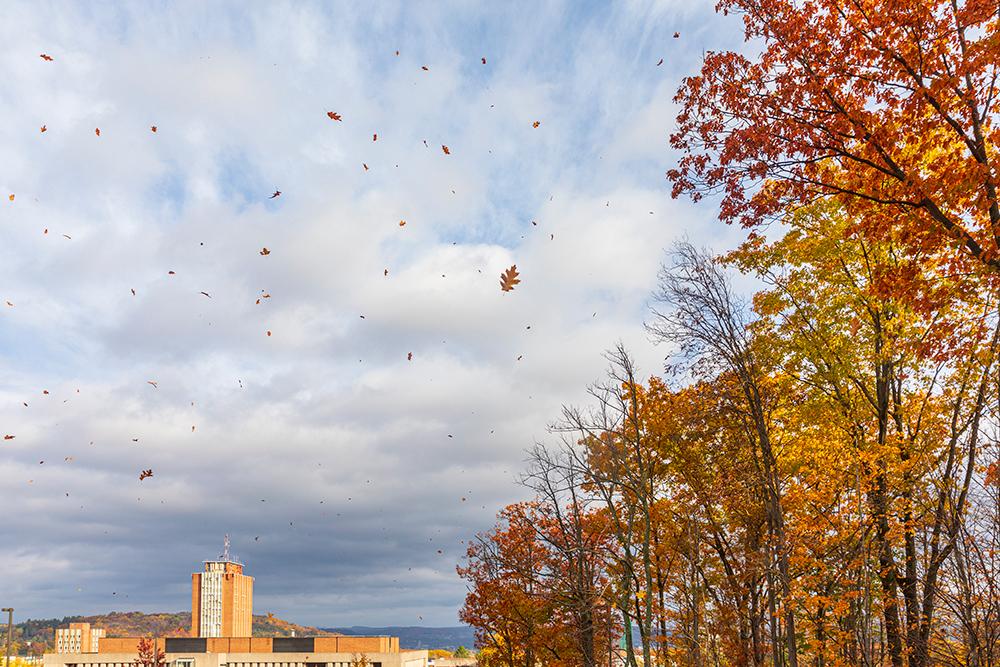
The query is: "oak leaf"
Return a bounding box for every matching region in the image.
[499,264,520,292]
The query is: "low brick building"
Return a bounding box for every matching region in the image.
[44,636,427,667]
[55,624,106,654]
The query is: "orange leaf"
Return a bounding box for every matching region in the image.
[327,111,342,121]
[499,264,520,292]
[441,144,450,155]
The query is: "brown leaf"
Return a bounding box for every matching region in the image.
[95,128,100,137]
[363,163,369,171]
[532,121,540,128]
[3,435,14,440]
[40,54,54,61]
[269,190,281,199]
[327,111,342,121]
[481,57,487,64]
[499,264,520,292]
[40,125,47,133]
[260,247,270,256]
[373,133,378,142]
[8,194,13,202]
[407,352,413,361]
[151,125,157,132]
[398,220,406,227]
[441,144,450,155]
[421,65,429,71]
[266,330,272,337]
[138,469,153,481]
[147,380,158,389]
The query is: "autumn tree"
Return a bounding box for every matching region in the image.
[133,638,166,667]
[458,503,553,667]
[668,0,1000,275]
[728,198,1000,667]
[649,242,800,667]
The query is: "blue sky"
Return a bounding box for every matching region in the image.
[0,1,749,627]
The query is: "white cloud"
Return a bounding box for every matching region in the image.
[0,0,743,626]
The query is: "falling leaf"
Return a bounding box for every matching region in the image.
[373,133,378,141]
[147,380,158,389]
[517,355,523,361]
[441,144,450,155]
[62,234,72,240]
[151,126,157,132]
[138,469,154,481]
[168,270,176,275]
[8,194,13,202]
[40,125,47,133]
[131,438,139,442]
[421,65,429,71]
[363,163,369,171]
[3,435,14,440]
[200,291,212,298]
[384,268,389,276]
[95,128,100,137]
[327,111,342,121]
[269,190,281,199]
[407,352,413,361]
[266,330,272,337]
[260,247,270,256]
[673,31,680,38]
[656,58,664,66]
[130,288,136,296]
[43,390,49,395]
[499,264,520,292]
[5,301,12,307]
[532,121,540,128]
[191,425,196,432]
[40,54,54,61]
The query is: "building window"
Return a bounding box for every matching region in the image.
[175,659,195,667]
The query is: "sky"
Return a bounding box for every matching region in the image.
[0,1,749,628]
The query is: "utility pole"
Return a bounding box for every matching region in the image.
[2,608,13,667]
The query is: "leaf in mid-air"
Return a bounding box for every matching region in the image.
[499,265,520,292]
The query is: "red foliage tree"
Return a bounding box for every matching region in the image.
[669,0,1000,273]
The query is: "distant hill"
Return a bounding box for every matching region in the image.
[324,627,476,652]
[14,612,332,654]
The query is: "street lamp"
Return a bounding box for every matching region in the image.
[2,608,13,667]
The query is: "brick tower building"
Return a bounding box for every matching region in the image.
[191,535,253,637]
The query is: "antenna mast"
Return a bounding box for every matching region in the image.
[221,534,231,561]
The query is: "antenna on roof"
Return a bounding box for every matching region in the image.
[221,534,231,561]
